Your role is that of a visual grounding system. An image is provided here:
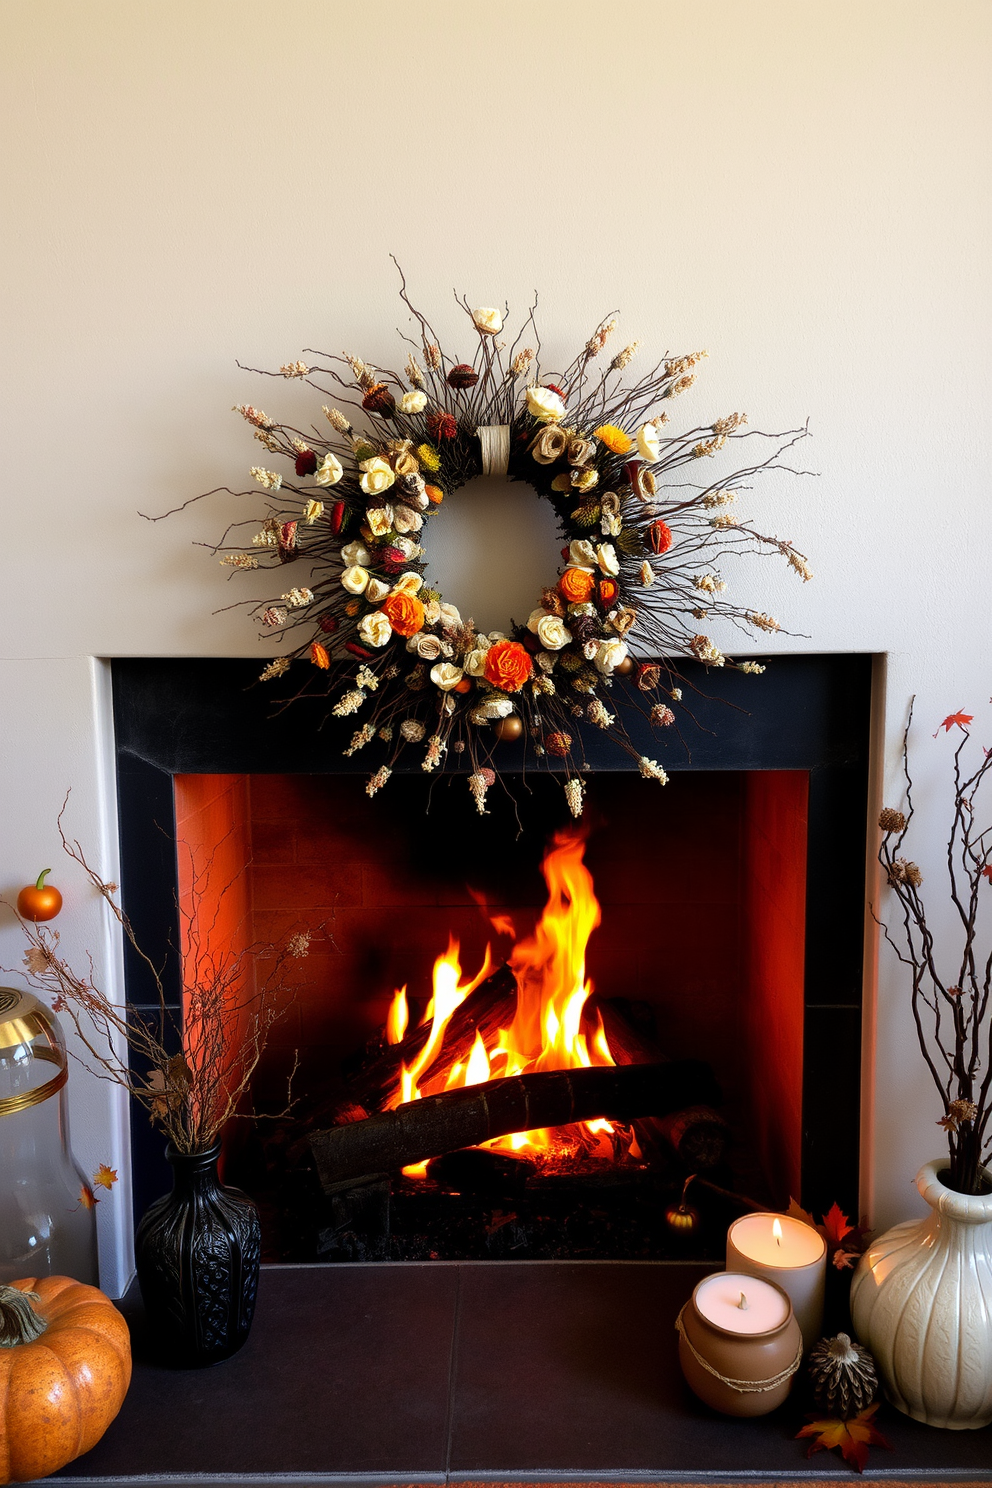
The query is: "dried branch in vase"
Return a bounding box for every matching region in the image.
[11,817,314,1155]
[877,700,992,1195]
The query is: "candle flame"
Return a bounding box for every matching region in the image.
[738,1292,748,1310]
[772,1217,783,1246]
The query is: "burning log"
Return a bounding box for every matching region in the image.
[310,1058,721,1191]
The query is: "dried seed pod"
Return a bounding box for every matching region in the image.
[362,382,396,416]
[807,1334,878,1420]
[545,731,572,757]
[447,363,479,389]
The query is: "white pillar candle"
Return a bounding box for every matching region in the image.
[726,1212,827,1349]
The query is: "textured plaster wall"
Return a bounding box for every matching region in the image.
[1,0,989,1287]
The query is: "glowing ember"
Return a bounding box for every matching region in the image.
[382,828,627,1170]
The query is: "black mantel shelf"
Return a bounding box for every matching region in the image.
[48,1262,992,1488]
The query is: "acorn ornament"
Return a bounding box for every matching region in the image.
[807,1333,878,1419]
[664,1174,700,1238]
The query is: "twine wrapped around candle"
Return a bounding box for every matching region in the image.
[675,1306,803,1393]
[477,424,510,477]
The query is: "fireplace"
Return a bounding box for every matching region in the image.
[113,653,871,1263]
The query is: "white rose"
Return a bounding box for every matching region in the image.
[366,505,394,537]
[422,598,441,626]
[393,504,423,534]
[315,452,344,486]
[594,638,628,675]
[341,565,370,594]
[464,648,490,676]
[527,606,549,633]
[597,543,620,576]
[568,539,598,570]
[400,390,428,414]
[438,602,462,628]
[636,424,661,462]
[358,611,393,647]
[472,306,503,335]
[341,540,371,567]
[392,536,420,559]
[366,577,390,603]
[391,571,424,595]
[536,614,572,650]
[601,511,622,536]
[359,457,396,495]
[526,386,566,423]
[430,662,465,691]
[407,633,443,661]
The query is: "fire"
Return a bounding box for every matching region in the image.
[383,828,623,1168]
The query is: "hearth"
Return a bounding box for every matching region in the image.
[112,653,871,1263]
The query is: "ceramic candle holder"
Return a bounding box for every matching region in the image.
[726,1212,826,1349]
[677,1272,803,1417]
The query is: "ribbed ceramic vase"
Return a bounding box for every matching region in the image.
[850,1161,992,1429]
[135,1141,261,1368]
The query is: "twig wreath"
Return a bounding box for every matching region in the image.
[169,265,812,817]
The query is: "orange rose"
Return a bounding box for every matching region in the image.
[598,577,619,607]
[559,567,595,604]
[483,639,533,693]
[381,591,425,638]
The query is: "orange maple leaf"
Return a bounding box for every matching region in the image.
[820,1200,854,1248]
[92,1163,118,1191]
[79,1182,98,1210]
[981,865,992,883]
[940,710,973,733]
[797,1402,892,1473]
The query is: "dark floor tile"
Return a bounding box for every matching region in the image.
[57,1264,458,1477]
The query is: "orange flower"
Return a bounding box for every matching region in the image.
[381,591,425,638]
[484,640,533,693]
[559,567,595,604]
[592,423,632,455]
[425,484,444,504]
[310,641,331,668]
[598,577,619,607]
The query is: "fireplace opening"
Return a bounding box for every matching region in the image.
[113,653,871,1263]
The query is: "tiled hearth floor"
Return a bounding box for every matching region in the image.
[47,1261,992,1487]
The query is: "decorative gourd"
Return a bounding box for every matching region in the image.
[15,870,62,922]
[0,1276,131,1484]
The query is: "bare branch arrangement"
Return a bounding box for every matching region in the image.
[878,701,992,1194]
[163,263,813,818]
[14,826,312,1155]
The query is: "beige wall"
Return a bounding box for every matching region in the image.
[2,1,990,1279]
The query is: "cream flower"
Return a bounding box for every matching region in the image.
[341,540,371,567]
[464,647,490,676]
[438,602,462,628]
[366,505,394,537]
[430,662,465,691]
[304,499,324,523]
[526,386,566,423]
[366,577,391,604]
[596,543,620,576]
[393,504,423,534]
[568,538,598,570]
[636,424,661,462]
[315,453,344,486]
[400,390,428,414]
[408,633,443,661]
[391,571,424,595]
[359,457,396,495]
[601,510,622,536]
[422,598,441,626]
[536,614,572,650]
[358,611,393,647]
[250,466,282,490]
[392,536,421,559]
[472,307,503,335]
[341,566,370,594]
[594,638,628,675]
[570,468,599,492]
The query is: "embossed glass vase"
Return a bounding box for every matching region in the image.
[135,1141,260,1367]
[850,1160,992,1429]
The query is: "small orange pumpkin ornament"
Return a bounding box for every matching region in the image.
[0,1276,131,1484]
[15,870,62,922]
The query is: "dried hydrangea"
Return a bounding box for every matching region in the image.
[344,723,376,756]
[587,699,615,728]
[259,657,291,682]
[260,606,287,627]
[355,666,380,692]
[282,587,313,608]
[564,778,586,819]
[639,757,669,785]
[400,719,425,743]
[250,466,283,490]
[422,734,445,772]
[468,770,495,815]
[650,705,675,727]
[332,689,366,717]
[366,767,391,797]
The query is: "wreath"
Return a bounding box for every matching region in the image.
[188,268,811,817]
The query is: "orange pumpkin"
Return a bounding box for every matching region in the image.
[0,1276,131,1484]
[15,870,62,923]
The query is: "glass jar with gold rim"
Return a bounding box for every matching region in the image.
[0,986,98,1284]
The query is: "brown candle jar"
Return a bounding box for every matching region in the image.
[677,1275,803,1417]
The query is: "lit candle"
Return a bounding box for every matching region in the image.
[677,1272,802,1417]
[726,1212,827,1349]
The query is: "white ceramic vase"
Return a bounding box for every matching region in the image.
[850,1160,992,1429]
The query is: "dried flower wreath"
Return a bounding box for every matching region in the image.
[167,266,812,817]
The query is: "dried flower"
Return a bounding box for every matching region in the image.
[511,347,535,376]
[638,756,669,784]
[260,657,291,681]
[315,453,344,486]
[938,1099,979,1133]
[651,704,675,727]
[250,466,282,491]
[584,318,617,358]
[261,606,287,627]
[366,766,392,797]
[738,661,766,675]
[546,731,572,757]
[695,573,727,594]
[400,390,427,414]
[472,307,503,336]
[426,410,458,441]
[531,426,569,464]
[405,354,425,388]
[526,386,566,423]
[363,382,396,416]
[564,778,585,818]
[416,443,441,472]
[703,489,737,508]
[609,341,640,372]
[282,587,313,608]
[587,700,615,728]
[400,719,426,743]
[748,612,780,632]
[879,807,907,833]
[592,424,632,455]
[690,635,726,667]
[693,436,725,458]
[447,363,479,389]
[333,689,366,716]
[323,406,353,433]
[23,945,55,974]
[309,643,330,669]
[423,734,445,772]
[637,664,661,692]
[424,343,441,371]
[280,360,309,378]
[648,520,674,555]
[358,611,393,648]
[888,858,923,888]
[711,512,739,529]
[220,552,259,569]
[344,723,376,756]
[355,665,380,692]
[787,550,814,581]
[712,412,747,436]
[468,770,493,814]
[344,354,375,389]
[640,561,655,587]
[636,423,661,462]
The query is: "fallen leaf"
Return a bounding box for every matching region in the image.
[940,711,973,733]
[797,1402,892,1474]
[92,1163,118,1191]
[786,1196,816,1228]
[79,1183,98,1210]
[982,865,992,883]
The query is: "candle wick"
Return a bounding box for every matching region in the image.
[737,1292,748,1310]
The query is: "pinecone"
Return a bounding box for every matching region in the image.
[807,1333,878,1419]
[617,526,645,556]
[362,383,396,416]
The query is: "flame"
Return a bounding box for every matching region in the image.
[386,985,408,1045]
[385,829,628,1171]
[772,1217,783,1246]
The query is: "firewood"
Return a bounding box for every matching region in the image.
[310,1058,721,1190]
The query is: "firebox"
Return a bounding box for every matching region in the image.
[113,654,872,1264]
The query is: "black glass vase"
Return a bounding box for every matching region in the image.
[135,1141,261,1367]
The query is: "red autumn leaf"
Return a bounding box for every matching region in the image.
[981,865,992,882]
[940,711,973,732]
[797,1402,892,1474]
[92,1163,118,1191]
[820,1200,855,1248]
[79,1182,98,1209]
